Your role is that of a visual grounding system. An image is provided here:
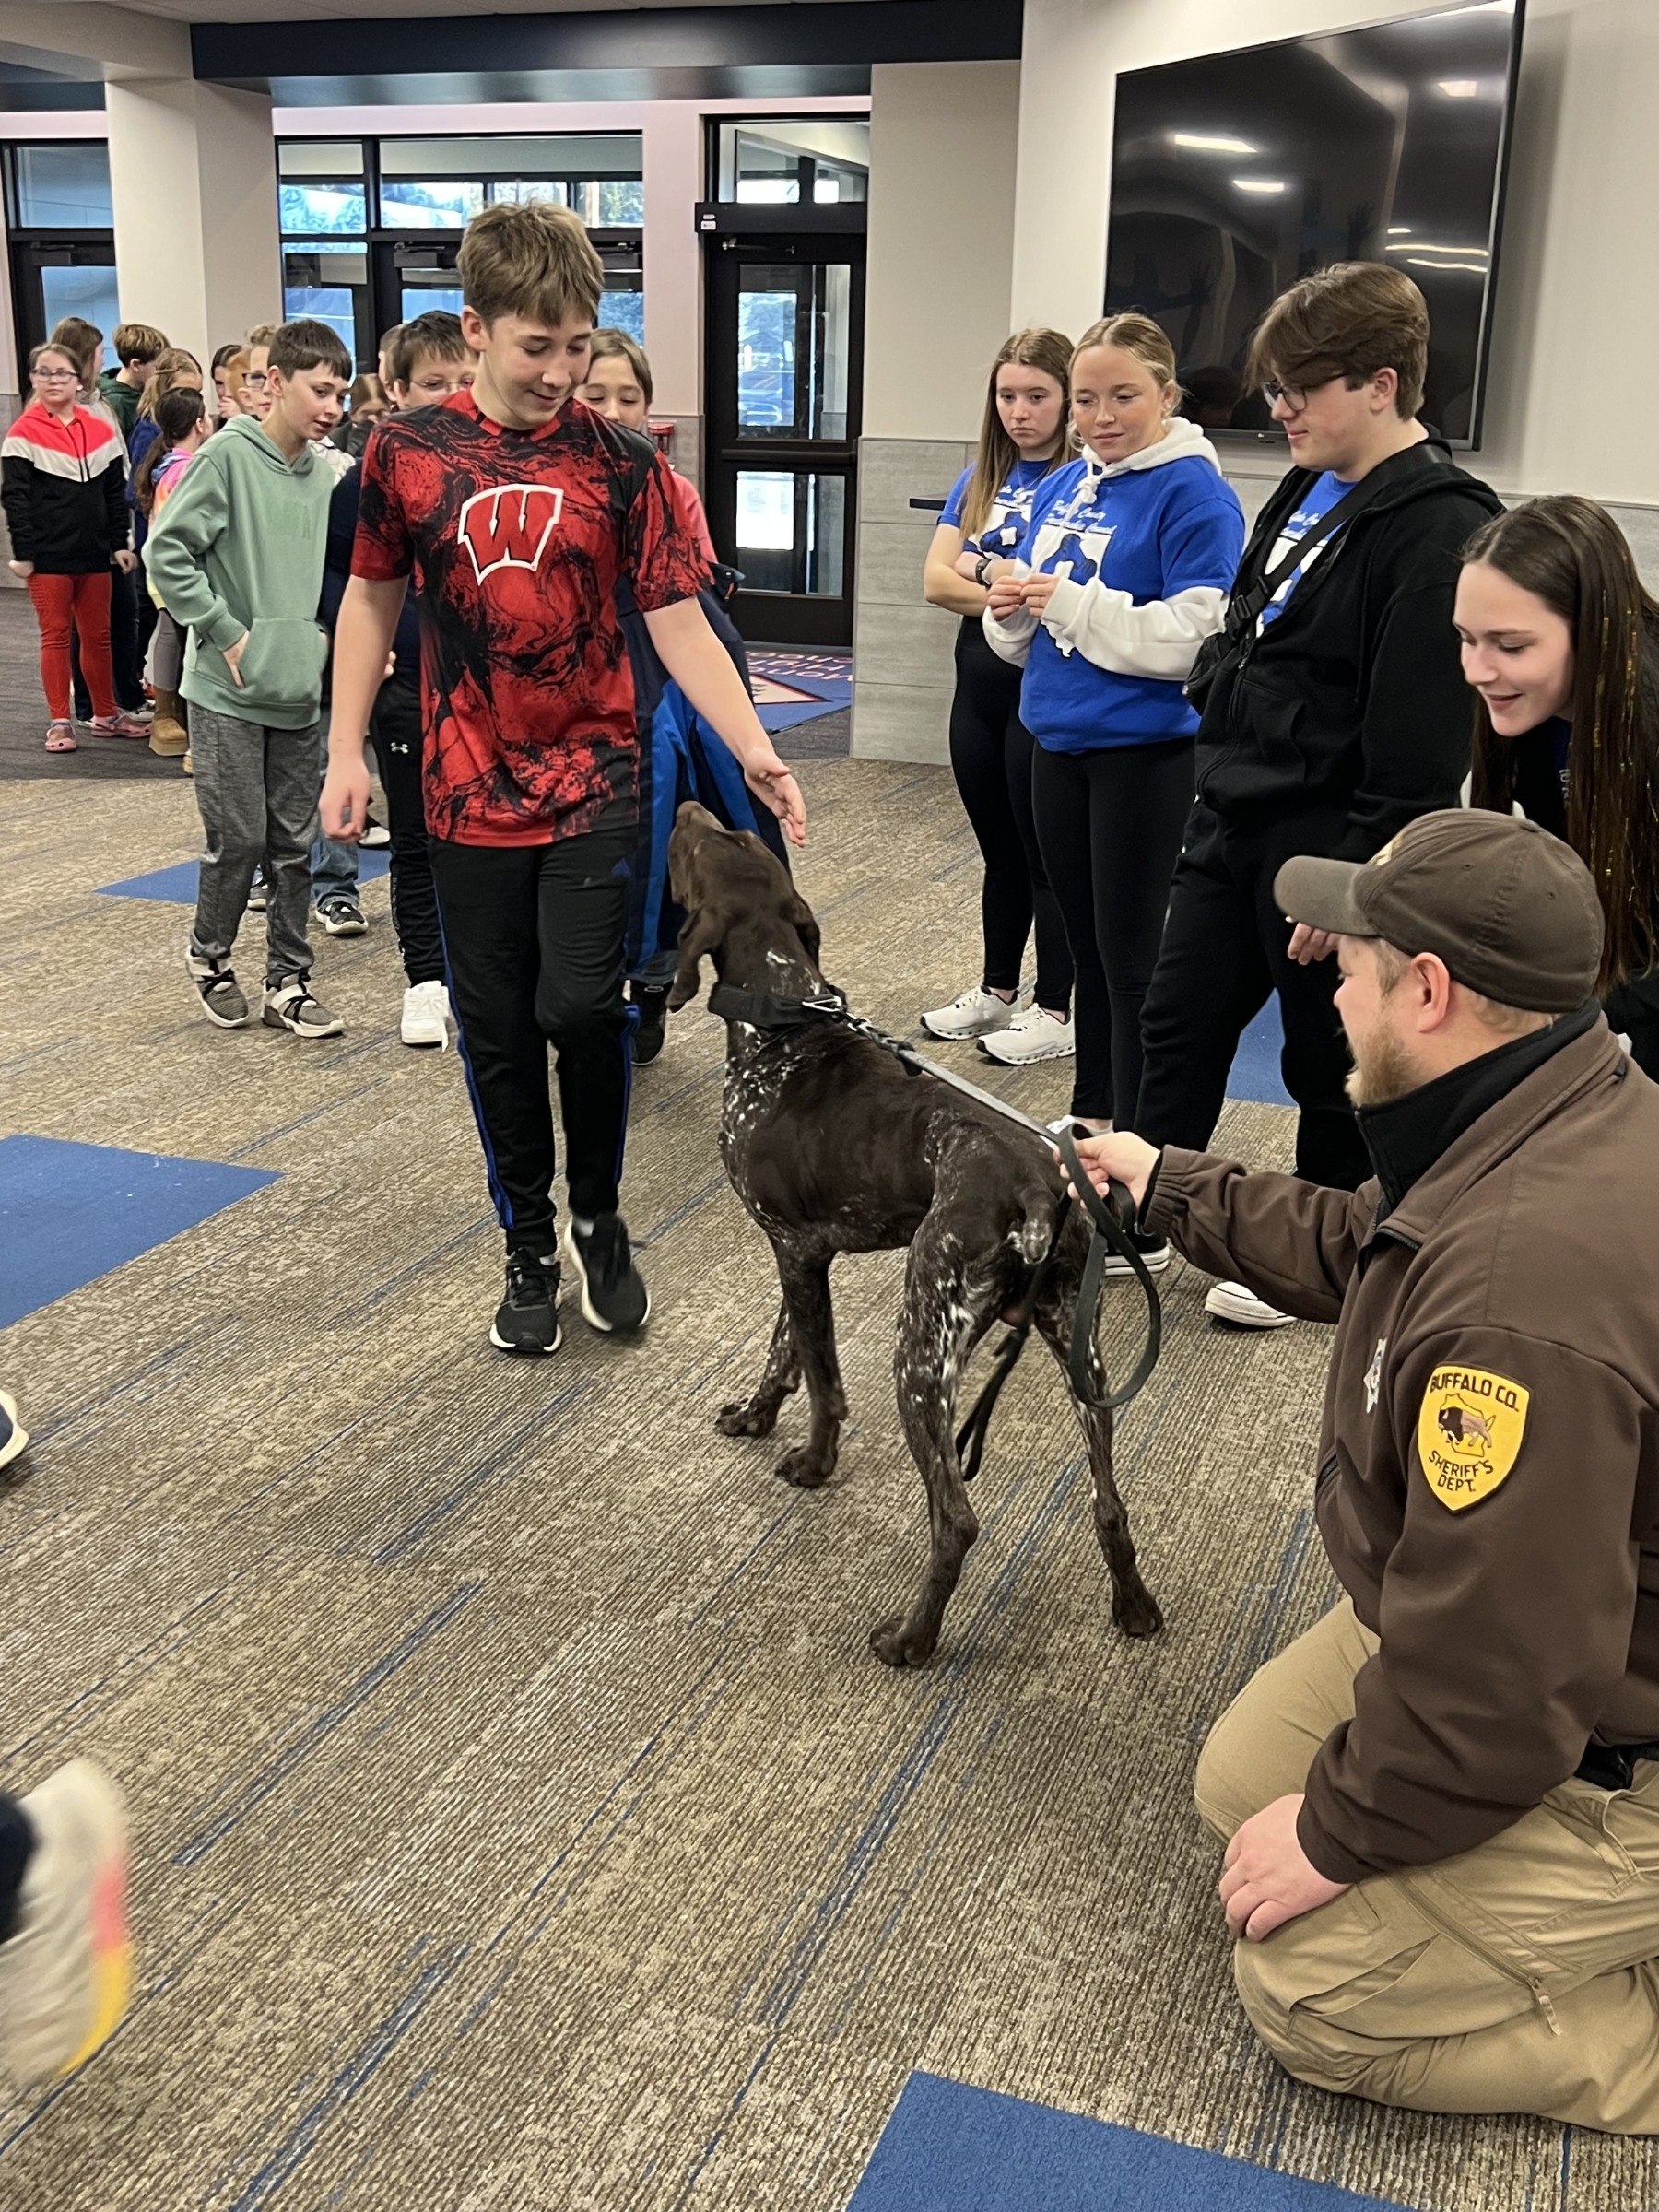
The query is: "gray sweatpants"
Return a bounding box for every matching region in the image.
[186,703,319,987]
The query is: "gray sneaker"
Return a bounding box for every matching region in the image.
[193,965,250,1030]
[0,1759,131,2088]
[262,976,344,1039]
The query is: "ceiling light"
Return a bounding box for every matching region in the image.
[1233,178,1288,194]
[1387,225,1410,235]
[1404,257,1486,273]
[1172,132,1256,155]
[1386,241,1487,257]
[1437,78,1480,97]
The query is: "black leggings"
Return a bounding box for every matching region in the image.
[431,818,635,1243]
[948,623,1073,1010]
[368,673,444,987]
[1030,738,1195,1123]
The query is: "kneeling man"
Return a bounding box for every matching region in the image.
[1077,810,1659,2132]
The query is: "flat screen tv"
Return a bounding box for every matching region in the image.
[1105,1,1524,447]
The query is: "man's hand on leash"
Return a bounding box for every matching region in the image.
[1065,1130,1159,1214]
[321,759,371,842]
[745,748,807,848]
[1219,1794,1349,1940]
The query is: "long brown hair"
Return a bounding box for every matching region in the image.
[1465,495,1659,991]
[960,328,1074,542]
[132,384,209,515]
[136,348,203,420]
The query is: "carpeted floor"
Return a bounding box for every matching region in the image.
[0,761,1648,2211]
[0,589,182,783]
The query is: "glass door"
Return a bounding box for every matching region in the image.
[703,233,864,647]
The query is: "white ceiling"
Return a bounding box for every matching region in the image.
[75,0,865,19]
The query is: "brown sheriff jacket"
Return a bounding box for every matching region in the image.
[1146,1018,1659,1885]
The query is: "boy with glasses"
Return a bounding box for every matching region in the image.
[1133,264,1501,1328]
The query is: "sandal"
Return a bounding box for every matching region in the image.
[44,721,77,753]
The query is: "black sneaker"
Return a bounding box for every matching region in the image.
[489,1248,561,1355]
[316,894,367,938]
[630,985,668,1065]
[247,874,268,915]
[564,1214,650,1335]
[1100,1227,1171,1280]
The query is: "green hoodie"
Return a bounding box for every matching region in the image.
[146,415,333,730]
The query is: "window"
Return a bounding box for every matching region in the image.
[10,143,113,229]
[377,179,487,229]
[282,248,367,362]
[713,120,869,207]
[278,182,369,236]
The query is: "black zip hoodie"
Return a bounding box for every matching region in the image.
[1196,438,1502,860]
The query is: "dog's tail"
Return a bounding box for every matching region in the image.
[1011,1178,1063,1269]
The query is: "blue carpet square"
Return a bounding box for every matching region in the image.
[1227,998,1294,1108]
[0,1136,279,1329]
[100,849,390,904]
[848,2075,1412,2212]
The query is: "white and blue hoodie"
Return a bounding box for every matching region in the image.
[983,417,1245,752]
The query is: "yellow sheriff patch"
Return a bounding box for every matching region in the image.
[1416,1366,1531,1511]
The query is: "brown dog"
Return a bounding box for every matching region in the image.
[668,801,1161,1666]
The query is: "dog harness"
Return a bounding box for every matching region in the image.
[706,981,1163,1477]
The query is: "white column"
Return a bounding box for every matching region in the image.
[853,60,1020,763]
[641,101,704,484]
[106,77,281,373]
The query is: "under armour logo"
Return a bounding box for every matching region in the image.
[457,484,565,583]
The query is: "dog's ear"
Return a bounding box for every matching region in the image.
[785,892,821,967]
[667,906,725,1011]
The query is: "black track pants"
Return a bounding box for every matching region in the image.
[431,818,636,1244]
[1030,737,1194,1124]
[368,675,444,988]
[948,623,1073,1010]
[1135,802,1371,1189]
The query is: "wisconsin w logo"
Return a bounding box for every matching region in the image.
[457,484,565,583]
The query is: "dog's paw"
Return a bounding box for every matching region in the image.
[867,1614,938,1669]
[1113,1586,1164,1639]
[774,1444,832,1490]
[717,1398,779,1440]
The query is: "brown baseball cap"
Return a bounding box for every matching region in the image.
[1273,810,1604,1014]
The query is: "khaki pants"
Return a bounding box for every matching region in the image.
[1195,1599,1659,2133]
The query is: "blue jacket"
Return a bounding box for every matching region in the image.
[984,418,1244,752]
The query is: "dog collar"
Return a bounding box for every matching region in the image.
[707,982,849,1030]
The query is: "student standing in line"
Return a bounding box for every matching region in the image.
[985,313,1244,1247]
[132,384,212,760]
[1454,495,1659,1075]
[147,319,354,1041]
[1132,265,1502,1330]
[319,309,476,1045]
[2,344,148,753]
[98,321,167,442]
[579,324,790,1066]
[322,202,805,1356]
[52,315,152,724]
[211,346,249,424]
[921,329,1077,1063]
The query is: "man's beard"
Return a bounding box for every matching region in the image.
[1346,1021,1418,1108]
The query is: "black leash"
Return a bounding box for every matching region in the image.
[706,981,1164,1477]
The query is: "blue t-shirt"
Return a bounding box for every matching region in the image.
[941,456,1053,558]
[1256,469,1352,629]
[1006,451,1245,751]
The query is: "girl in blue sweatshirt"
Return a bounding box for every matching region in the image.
[985,314,1244,1177]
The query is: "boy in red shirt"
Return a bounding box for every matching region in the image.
[322,202,805,1354]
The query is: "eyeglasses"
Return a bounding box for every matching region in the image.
[33,368,77,383]
[245,371,267,387]
[1260,380,1309,412]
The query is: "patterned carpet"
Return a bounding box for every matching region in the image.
[0,760,1650,2211]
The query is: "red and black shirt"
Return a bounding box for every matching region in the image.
[351,391,707,846]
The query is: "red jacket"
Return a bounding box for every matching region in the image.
[1,401,129,573]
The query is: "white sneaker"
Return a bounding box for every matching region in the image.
[1205,1280,1295,1330]
[979,1006,1076,1065]
[0,1759,131,2087]
[920,984,1020,1041]
[400,979,451,1049]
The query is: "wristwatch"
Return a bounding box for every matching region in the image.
[973,553,994,586]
